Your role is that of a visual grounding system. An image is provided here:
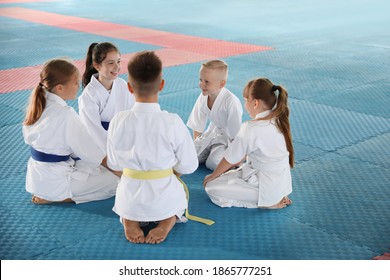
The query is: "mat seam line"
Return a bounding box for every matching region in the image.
[282,215,381,256]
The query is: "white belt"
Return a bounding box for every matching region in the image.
[249,158,289,172]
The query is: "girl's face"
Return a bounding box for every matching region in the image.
[62,71,80,100]
[95,50,121,82]
[244,88,266,118]
[242,89,256,119]
[199,67,225,97]
[244,95,257,119]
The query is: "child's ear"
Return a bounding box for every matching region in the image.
[127,82,135,93]
[159,79,165,91]
[92,62,100,71]
[55,84,63,93]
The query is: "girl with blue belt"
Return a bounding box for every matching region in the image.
[23,59,118,204]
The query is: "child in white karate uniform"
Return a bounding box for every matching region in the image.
[79,42,135,153]
[23,59,118,204]
[203,78,294,209]
[107,51,198,244]
[187,60,242,170]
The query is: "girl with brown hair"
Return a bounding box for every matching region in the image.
[203,77,294,209]
[24,59,118,204]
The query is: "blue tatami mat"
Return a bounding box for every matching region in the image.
[0,0,389,261]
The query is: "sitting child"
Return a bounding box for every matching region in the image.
[107,51,198,244]
[79,42,135,153]
[23,58,118,204]
[187,60,242,170]
[204,78,294,209]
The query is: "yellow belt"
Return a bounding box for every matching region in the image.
[123,168,174,180]
[123,168,215,226]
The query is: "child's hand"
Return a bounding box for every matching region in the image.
[193,131,201,140]
[203,174,215,187]
[113,170,122,177]
[203,158,233,187]
[174,170,182,177]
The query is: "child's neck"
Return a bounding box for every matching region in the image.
[207,90,220,110]
[135,95,158,103]
[53,92,66,101]
[52,90,70,101]
[98,75,114,91]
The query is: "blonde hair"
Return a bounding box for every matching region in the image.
[24,59,78,126]
[244,78,294,168]
[201,60,228,80]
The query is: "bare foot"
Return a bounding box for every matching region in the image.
[259,196,292,209]
[145,216,176,244]
[123,219,145,244]
[372,252,390,260]
[31,195,73,204]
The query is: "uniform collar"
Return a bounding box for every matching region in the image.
[132,102,161,112]
[46,91,67,107]
[91,74,113,94]
[255,110,272,119]
[204,87,227,112]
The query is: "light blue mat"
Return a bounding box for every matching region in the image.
[0,0,389,260]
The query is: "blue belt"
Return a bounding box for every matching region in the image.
[30,147,70,163]
[101,121,110,131]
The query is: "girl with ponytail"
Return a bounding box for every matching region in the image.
[203,78,294,209]
[23,59,118,204]
[78,42,135,153]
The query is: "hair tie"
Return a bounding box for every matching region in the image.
[39,82,44,87]
[271,85,278,92]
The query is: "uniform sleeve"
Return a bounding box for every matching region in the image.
[106,114,122,171]
[186,94,207,133]
[65,108,105,166]
[78,90,107,151]
[225,96,243,140]
[173,116,199,174]
[224,123,248,164]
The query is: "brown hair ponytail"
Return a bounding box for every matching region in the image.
[244,78,294,168]
[272,85,294,168]
[24,59,78,126]
[82,42,98,88]
[24,84,46,126]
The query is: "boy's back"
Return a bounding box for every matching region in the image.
[107,102,197,174]
[107,102,198,222]
[106,51,198,243]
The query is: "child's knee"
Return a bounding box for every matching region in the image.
[205,158,218,170]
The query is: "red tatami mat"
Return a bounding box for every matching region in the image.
[0,49,216,94]
[0,7,270,56]
[0,7,271,93]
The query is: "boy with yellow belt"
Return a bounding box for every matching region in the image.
[107,51,198,244]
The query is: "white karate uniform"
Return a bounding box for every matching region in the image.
[107,102,198,222]
[205,110,292,208]
[78,74,135,152]
[187,87,242,170]
[23,92,118,203]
